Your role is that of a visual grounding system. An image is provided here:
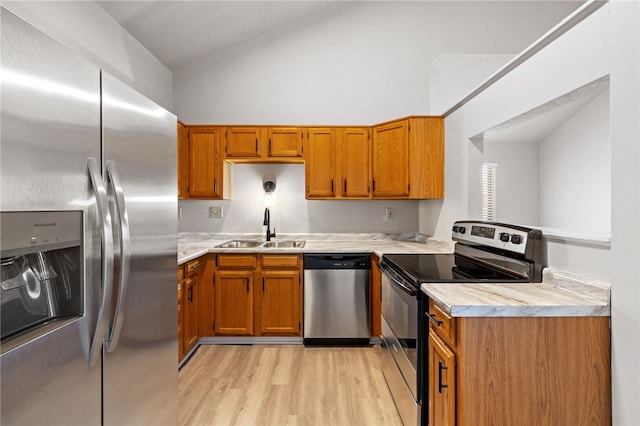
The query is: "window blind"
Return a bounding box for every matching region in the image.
[482,163,498,221]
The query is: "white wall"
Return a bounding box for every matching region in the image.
[538,89,610,234]
[609,1,640,424]
[179,164,419,234]
[481,88,610,234]
[483,141,539,225]
[431,4,640,424]
[174,0,578,234]
[173,1,578,124]
[429,53,515,114]
[1,1,173,110]
[423,4,611,242]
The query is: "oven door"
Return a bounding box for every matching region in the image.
[380,263,421,426]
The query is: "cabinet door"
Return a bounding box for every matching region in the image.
[305,128,336,198]
[183,276,199,354]
[177,121,189,200]
[225,127,261,158]
[198,256,215,337]
[257,270,302,336]
[428,332,456,426]
[339,127,370,198]
[268,127,302,157]
[214,270,254,335]
[372,120,410,197]
[188,127,223,198]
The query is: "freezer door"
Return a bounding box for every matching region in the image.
[101,72,178,426]
[1,8,102,425]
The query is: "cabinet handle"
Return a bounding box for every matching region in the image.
[213,178,218,194]
[262,277,265,292]
[343,179,347,195]
[189,263,201,271]
[246,279,249,293]
[426,311,443,327]
[255,138,258,152]
[372,179,376,192]
[438,361,448,393]
[188,285,193,303]
[269,138,272,154]
[331,179,334,194]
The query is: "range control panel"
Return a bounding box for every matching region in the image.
[451,221,540,256]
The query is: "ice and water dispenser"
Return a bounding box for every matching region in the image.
[1,211,83,343]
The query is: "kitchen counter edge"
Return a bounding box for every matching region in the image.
[421,267,611,317]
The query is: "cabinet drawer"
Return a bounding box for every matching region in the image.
[261,255,300,269]
[185,259,202,276]
[216,254,257,269]
[427,298,456,347]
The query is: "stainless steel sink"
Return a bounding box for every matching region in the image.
[215,240,263,248]
[261,240,306,248]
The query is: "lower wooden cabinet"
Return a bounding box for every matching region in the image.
[426,298,611,425]
[212,254,302,337]
[427,332,456,426]
[257,255,302,336]
[198,256,215,337]
[214,269,254,335]
[179,257,203,362]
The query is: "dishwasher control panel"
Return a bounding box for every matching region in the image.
[303,254,371,270]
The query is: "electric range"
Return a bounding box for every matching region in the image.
[379,221,543,426]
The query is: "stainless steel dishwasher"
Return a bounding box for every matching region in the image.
[303,253,370,345]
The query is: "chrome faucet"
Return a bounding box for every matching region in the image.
[263,207,276,241]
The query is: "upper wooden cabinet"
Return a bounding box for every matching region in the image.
[305,127,371,199]
[224,126,303,161]
[178,116,443,200]
[338,127,370,198]
[225,127,261,158]
[177,121,188,200]
[187,126,225,199]
[304,128,336,198]
[372,116,444,199]
[372,120,410,197]
[268,127,303,158]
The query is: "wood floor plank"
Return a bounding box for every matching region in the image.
[178,344,403,426]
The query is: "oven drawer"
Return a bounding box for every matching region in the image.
[427,298,456,348]
[381,317,421,426]
[381,316,418,399]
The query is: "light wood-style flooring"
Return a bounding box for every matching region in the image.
[179,344,403,426]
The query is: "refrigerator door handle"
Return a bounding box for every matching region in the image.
[105,160,131,353]
[87,157,115,367]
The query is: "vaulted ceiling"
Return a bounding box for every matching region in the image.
[96,1,342,71]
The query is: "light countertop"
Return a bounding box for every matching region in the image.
[421,268,610,317]
[177,232,454,265]
[178,233,610,318]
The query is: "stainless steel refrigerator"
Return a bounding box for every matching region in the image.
[1,7,178,425]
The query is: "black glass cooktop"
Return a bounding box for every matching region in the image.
[382,253,528,284]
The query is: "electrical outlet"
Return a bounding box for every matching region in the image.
[385,207,395,221]
[209,206,223,219]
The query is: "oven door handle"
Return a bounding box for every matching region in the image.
[381,263,417,296]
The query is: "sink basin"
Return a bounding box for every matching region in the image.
[261,240,306,248]
[215,240,263,248]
